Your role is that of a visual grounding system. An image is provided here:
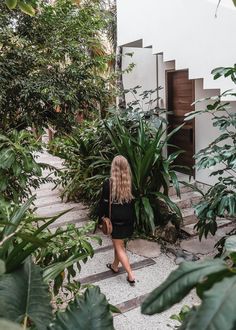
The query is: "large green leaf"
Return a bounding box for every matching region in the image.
[141,259,228,315]
[0,260,5,275]
[0,258,52,329]
[5,0,17,9]
[18,1,35,16]
[50,286,114,330]
[0,319,22,330]
[180,276,236,330]
[225,235,236,253]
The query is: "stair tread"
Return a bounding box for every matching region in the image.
[170,191,202,203]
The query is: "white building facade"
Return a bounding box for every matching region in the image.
[117,0,236,185]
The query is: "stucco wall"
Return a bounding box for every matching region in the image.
[194,79,236,185]
[122,47,157,111]
[122,49,236,186]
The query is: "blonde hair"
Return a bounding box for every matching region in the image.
[110,155,133,203]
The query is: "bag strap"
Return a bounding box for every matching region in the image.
[109,178,112,220]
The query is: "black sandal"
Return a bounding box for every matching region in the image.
[106,263,119,274]
[127,277,136,286]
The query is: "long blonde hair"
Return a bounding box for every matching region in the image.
[110,155,133,203]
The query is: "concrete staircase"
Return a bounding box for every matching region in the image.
[33,151,236,329]
[169,181,232,236]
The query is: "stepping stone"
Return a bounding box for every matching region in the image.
[180,236,218,255]
[127,239,161,258]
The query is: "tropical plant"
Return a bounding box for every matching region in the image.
[5,0,36,16]
[141,235,236,330]
[0,129,54,203]
[0,0,114,132]
[0,197,71,273]
[0,257,52,330]
[49,286,115,330]
[104,115,183,234]
[49,119,115,203]
[183,66,236,240]
[37,222,100,294]
[0,257,115,330]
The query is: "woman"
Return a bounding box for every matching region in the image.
[99,155,136,285]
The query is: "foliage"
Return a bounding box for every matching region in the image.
[184,66,236,240]
[0,318,22,330]
[5,0,36,16]
[0,197,71,273]
[0,129,54,203]
[104,115,183,234]
[50,100,183,235]
[142,235,236,330]
[0,257,52,330]
[0,257,114,330]
[49,119,114,203]
[49,286,114,330]
[0,0,114,132]
[170,305,192,328]
[37,222,99,294]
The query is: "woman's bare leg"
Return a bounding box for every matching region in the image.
[111,249,120,271]
[112,239,135,281]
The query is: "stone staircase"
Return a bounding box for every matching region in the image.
[169,181,233,237]
[33,151,202,329]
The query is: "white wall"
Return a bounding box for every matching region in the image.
[122,47,157,111]
[117,0,236,96]
[195,79,236,185]
[123,51,236,185]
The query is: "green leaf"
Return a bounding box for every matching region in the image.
[225,235,236,253]
[233,0,236,7]
[0,260,5,275]
[0,319,22,330]
[141,259,228,315]
[0,258,52,329]
[18,1,35,16]
[50,286,114,330]
[5,0,17,9]
[181,276,236,330]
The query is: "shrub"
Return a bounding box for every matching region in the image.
[183,66,236,240]
[142,235,236,330]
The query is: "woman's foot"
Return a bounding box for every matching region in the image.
[106,263,119,273]
[127,272,135,285]
[127,276,135,286]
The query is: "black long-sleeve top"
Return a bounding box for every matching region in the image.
[98,179,135,226]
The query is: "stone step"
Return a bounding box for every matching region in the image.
[170,191,202,209]
[168,183,195,197]
[36,202,87,216]
[48,210,89,228]
[181,218,233,237]
[34,195,62,208]
[181,207,198,226]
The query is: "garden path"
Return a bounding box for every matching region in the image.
[34,150,200,330]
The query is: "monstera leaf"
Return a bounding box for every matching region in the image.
[0,258,52,329]
[50,286,114,330]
